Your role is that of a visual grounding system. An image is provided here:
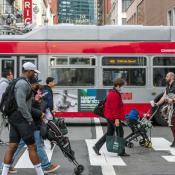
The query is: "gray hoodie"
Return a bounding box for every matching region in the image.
[14,78,33,123]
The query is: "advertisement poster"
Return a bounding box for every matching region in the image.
[78,89,107,112]
[54,89,78,112]
[54,89,132,112]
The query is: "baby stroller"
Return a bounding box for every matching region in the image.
[124,109,154,148]
[40,118,84,175]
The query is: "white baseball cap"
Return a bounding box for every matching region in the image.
[23,62,40,74]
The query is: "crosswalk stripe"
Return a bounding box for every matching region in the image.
[15,140,54,168]
[152,137,175,162]
[86,118,126,175]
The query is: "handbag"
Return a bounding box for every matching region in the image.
[106,127,126,154]
[93,99,106,118]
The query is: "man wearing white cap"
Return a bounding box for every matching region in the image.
[1,62,44,175]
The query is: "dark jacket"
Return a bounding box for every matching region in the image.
[104,89,125,121]
[43,85,54,111]
[32,99,47,130]
[166,81,175,94]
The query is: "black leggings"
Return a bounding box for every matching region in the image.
[95,119,124,150]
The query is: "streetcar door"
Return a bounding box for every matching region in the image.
[19,56,38,75]
[0,56,17,78]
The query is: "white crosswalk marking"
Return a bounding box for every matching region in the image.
[86,139,126,166]
[15,140,54,168]
[152,137,175,162]
[86,118,126,175]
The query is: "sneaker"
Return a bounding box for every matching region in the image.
[43,164,60,174]
[9,167,17,174]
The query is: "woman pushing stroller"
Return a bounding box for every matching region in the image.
[93,78,130,156]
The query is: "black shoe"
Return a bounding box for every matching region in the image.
[118,152,130,157]
[170,141,175,147]
[93,146,101,155]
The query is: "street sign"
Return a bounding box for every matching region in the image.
[24,0,32,23]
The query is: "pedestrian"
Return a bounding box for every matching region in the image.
[93,78,130,156]
[43,77,56,120]
[155,72,175,147]
[9,79,60,174]
[0,70,13,144]
[1,62,44,175]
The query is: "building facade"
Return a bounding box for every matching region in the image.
[127,0,175,26]
[0,0,24,34]
[31,0,58,27]
[58,0,97,24]
[104,0,132,25]
[0,0,16,25]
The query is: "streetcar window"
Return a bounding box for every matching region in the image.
[1,60,14,75]
[153,68,175,87]
[22,59,35,65]
[50,58,55,66]
[153,57,175,66]
[50,68,94,86]
[92,58,96,66]
[103,68,146,86]
[50,56,68,65]
[69,57,91,65]
[56,58,68,65]
[153,57,175,87]
[102,57,146,66]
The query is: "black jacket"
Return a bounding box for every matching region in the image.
[43,85,54,111]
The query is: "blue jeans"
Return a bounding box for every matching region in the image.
[12,130,50,169]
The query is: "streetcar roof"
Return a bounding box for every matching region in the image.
[0,25,175,41]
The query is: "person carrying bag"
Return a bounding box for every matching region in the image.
[93,78,129,156]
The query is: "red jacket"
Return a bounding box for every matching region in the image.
[103,89,125,121]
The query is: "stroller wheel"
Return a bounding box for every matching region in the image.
[127,142,134,148]
[139,139,145,147]
[74,165,84,175]
[144,141,152,148]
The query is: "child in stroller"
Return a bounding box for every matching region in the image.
[124,109,153,148]
[40,116,84,175]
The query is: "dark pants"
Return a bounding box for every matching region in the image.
[171,112,175,140]
[95,119,124,151]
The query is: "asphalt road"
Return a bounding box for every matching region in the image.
[0,118,175,175]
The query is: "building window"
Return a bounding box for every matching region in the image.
[137,0,144,24]
[173,8,175,25]
[122,18,127,24]
[167,10,173,26]
[122,0,132,12]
